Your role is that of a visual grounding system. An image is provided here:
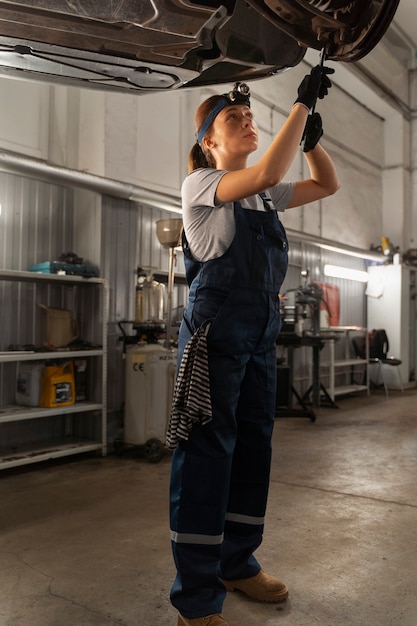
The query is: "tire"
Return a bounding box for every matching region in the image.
[144,438,165,463]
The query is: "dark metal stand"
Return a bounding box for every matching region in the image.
[275,335,318,421]
[301,341,338,409]
[275,333,338,421]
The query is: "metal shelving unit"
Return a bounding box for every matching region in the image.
[0,269,109,470]
[320,326,369,402]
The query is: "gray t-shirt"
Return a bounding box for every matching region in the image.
[181,168,294,262]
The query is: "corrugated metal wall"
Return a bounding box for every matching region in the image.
[0,170,370,449]
[282,240,367,327]
[101,196,187,421]
[0,172,74,271]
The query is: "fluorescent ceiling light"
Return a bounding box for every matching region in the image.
[324,264,369,282]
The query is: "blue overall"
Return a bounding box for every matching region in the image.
[170,199,288,619]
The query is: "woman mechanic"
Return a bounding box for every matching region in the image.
[167,64,340,626]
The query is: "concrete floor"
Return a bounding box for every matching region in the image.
[1,389,417,626]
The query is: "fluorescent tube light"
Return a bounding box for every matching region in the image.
[324,264,369,282]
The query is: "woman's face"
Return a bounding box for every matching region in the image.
[206,104,258,157]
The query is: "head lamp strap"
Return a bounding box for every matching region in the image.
[197,83,251,146]
[197,96,228,145]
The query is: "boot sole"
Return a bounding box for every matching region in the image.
[178,615,227,625]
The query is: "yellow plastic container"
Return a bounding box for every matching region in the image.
[39,361,75,408]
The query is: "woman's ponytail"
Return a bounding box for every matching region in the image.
[188,142,208,173]
[188,95,226,172]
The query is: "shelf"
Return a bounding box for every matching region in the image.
[321,358,368,368]
[320,328,369,402]
[331,384,368,397]
[0,269,109,470]
[321,326,367,332]
[0,268,106,285]
[0,402,102,424]
[0,439,103,470]
[0,349,103,363]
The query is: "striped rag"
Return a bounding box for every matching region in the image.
[166,322,212,449]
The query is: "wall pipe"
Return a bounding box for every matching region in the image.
[0,148,182,214]
[285,229,385,262]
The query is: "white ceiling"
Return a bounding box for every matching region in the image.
[395,0,417,46]
[388,0,417,62]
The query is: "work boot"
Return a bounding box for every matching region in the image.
[178,614,228,625]
[222,570,288,603]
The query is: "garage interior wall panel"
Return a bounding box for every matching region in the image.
[280,144,382,251]
[100,196,137,418]
[326,150,382,249]
[0,79,50,159]
[135,92,185,196]
[0,172,74,272]
[101,196,185,418]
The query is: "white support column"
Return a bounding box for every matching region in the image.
[410,69,417,249]
[382,111,411,252]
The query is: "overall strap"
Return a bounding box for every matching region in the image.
[258,192,274,211]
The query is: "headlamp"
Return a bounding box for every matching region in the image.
[227,82,251,105]
[197,82,251,145]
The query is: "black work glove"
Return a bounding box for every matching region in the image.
[294,65,334,111]
[301,112,323,152]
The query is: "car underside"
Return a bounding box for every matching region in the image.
[0,0,401,93]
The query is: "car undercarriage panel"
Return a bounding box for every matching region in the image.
[248,0,401,62]
[0,1,400,93]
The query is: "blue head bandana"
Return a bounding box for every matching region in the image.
[197,82,251,145]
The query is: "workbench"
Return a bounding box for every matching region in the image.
[275,331,340,421]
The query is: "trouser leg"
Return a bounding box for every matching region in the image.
[170,353,243,618]
[170,441,229,617]
[221,349,277,580]
[170,302,278,614]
